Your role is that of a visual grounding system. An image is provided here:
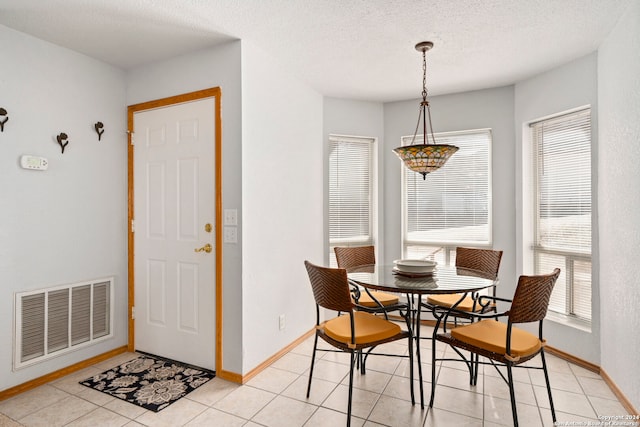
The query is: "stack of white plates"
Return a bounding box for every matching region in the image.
[393,259,437,275]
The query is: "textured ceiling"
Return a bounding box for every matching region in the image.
[0,0,632,101]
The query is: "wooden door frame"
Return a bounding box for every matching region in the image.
[127,87,223,374]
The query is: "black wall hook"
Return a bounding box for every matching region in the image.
[56,132,69,153]
[0,108,8,132]
[94,121,104,141]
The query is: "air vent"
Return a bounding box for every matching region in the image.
[14,277,114,370]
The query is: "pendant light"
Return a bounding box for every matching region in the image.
[393,41,458,179]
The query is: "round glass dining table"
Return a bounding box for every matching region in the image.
[346,263,497,408]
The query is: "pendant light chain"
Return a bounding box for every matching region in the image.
[422,49,428,101]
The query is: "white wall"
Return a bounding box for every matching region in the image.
[514,53,600,364]
[383,86,516,284]
[240,42,324,372]
[0,25,127,390]
[322,97,385,262]
[598,0,640,409]
[126,41,245,374]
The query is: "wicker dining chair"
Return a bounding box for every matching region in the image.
[424,247,503,322]
[429,268,561,427]
[304,261,414,427]
[334,246,405,317]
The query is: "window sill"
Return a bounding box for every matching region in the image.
[546,311,592,333]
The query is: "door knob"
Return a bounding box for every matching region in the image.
[194,243,212,253]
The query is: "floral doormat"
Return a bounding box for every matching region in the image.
[79,353,215,412]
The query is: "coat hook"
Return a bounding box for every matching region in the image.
[56,132,69,153]
[0,108,8,132]
[94,121,104,141]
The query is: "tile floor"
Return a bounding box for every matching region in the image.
[0,324,630,427]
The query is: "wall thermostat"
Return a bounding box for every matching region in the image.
[20,155,49,170]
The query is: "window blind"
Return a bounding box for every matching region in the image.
[532,108,591,321]
[329,135,374,245]
[402,129,491,246]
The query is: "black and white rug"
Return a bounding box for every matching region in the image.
[80,353,215,412]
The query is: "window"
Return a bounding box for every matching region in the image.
[402,129,492,261]
[329,135,375,266]
[531,108,592,323]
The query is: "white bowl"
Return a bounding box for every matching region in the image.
[393,259,437,274]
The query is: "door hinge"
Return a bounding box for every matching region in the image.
[131,219,135,232]
[131,306,135,320]
[128,130,134,145]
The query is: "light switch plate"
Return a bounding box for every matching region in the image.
[224,209,238,225]
[224,226,237,243]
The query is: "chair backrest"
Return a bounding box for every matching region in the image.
[334,246,376,269]
[455,247,503,280]
[509,268,561,324]
[304,261,354,312]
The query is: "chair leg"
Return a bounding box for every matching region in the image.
[540,350,557,422]
[407,330,415,405]
[347,351,356,427]
[306,334,319,398]
[506,363,519,427]
[429,334,437,407]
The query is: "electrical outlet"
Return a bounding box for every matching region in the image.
[279,314,285,330]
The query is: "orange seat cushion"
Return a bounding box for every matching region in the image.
[324,311,402,345]
[450,320,543,359]
[427,293,481,312]
[356,291,399,308]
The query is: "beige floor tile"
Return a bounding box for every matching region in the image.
[270,352,312,375]
[212,385,276,419]
[343,369,392,394]
[321,383,380,419]
[19,395,97,427]
[483,374,537,405]
[282,375,337,406]
[530,368,582,394]
[184,407,246,427]
[184,377,239,407]
[436,366,483,394]
[133,397,207,427]
[569,363,601,379]
[482,363,532,384]
[0,413,23,427]
[367,395,425,426]
[360,352,403,375]
[484,396,543,427]
[64,407,129,427]
[101,398,147,420]
[251,395,317,427]
[245,366,299,394]
[0,385,69,421]
[578,376,619,400]
[588,395,629,418]
[318,349,352,366]
[543,354,572,374]
[381,374,419,403]
[430,384,483,419]
[50,366,103,395]
[537,388,597,418]
[424,407,483,427]
[305,406,365,427]
[306,359,350,384]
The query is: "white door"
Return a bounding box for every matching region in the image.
[133,98,216,369]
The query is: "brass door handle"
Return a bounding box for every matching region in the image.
[194,243,212,253]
